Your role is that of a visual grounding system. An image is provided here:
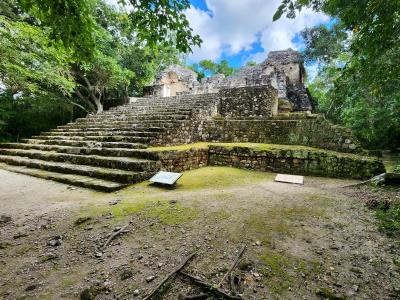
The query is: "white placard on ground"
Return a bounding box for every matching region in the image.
[150,171,182,185]
[275,174,304,185]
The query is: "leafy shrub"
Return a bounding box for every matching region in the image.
[376,202,400,237]
[0,93,87,142]
[394,164,400,174]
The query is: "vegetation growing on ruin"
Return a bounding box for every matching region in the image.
[148,142,376,161]
[276,0,400,149]
[376,202,400,238]
[189,59,236,80]
[0,0,201,141]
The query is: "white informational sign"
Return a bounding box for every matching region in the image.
[275,174,304,185]
[150,171,183,185]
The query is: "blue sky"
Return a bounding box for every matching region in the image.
[186,0,330,69]
[106,0,329,71]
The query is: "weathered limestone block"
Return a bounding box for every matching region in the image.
[208,145,385,180]
[218,85,278,118]
[200,114,363,154]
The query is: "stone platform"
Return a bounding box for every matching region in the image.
[148,143,385,180]
[0,87,384,191]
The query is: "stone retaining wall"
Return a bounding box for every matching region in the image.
[201,115,362,154]
[154,148,208,172]
[150,143,384,180]
[208,146,383,180]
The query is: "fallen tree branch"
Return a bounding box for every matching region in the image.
[230,274,238,296]
[179,294,208,300]
[142,253,197,300]
[179,271,243,300]
[102,224,129,249]
[342,173,400,188]
[218,244,246,288]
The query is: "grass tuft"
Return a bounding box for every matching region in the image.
[376,202,400,237]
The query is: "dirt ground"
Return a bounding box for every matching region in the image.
[0,167,399,300]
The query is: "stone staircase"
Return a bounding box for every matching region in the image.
[0,94,218,191]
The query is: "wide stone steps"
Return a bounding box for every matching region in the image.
[0,155,148,184]
[116,104,211,109]
[79,114,191,122]
[20,139,147,149]
[0,149,156,171]
[111,104,210,111]
[101,108,194,115]
[31,135,151,143]
[41,131,159,138]
[53,126,165,132]
[90,111,194,118]
[0,143,158,160]
[0,163,127,192]
[61,120,186,128]
[0,93,219,191]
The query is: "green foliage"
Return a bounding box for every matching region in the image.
[124,0,202,54]
[376,202,400,238]
[73,1,185,112]
[246,61,257,67]
[17,0,201,60]
[279,1,400,149]
[0,15,75,96]
[394,165,400,174]
[18,0,98,60]
[0,93,86,142]
[189,59,236,80]
[0,0,203,140]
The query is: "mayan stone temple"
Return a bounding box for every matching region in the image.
[145,48,312,113]
[0,49,384,191]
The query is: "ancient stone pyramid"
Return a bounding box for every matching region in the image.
[0,94,217,191]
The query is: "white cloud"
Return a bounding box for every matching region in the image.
[186,0,329,63]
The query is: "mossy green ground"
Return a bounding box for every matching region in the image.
[77,167,340,296]
[2,166,399,299]
[78,167,273,224]
[147,142,322,152]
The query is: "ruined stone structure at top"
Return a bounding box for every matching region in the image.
[0,48,382,192]
[145,48,313,112]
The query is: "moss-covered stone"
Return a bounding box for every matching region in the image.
[149,143,385,180]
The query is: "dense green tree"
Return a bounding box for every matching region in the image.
[0,0,203,140]
[276,0,400,148]
[17,0,201,60]
[0,15,75,97]
[189,59,236,80]
[72,1,184,113]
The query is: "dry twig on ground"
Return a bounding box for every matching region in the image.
[179,271,243,300]
[102,224,129,249]
[142,253,197,300]
[218,244,247,288]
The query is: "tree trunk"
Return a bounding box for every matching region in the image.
[91,93,103,114]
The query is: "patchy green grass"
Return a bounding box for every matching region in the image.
[382,151,400,173]
[78,194,198,226]
[237,194,330,294]
[175,166,275,190]
[120,166,274,192]
[258,248,322,294]
[244,196,329,242]
[143,201,198,225]
[147,142,210,151]
[376,202,400,238]
[147,142,321,152]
